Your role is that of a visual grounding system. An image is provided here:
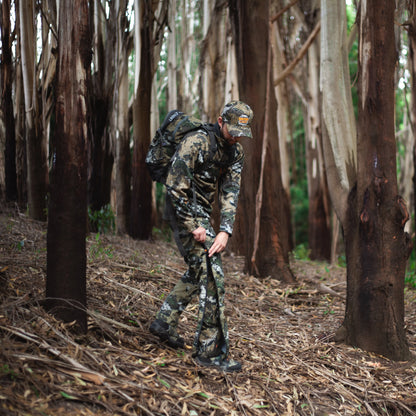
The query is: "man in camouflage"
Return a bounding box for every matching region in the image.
[150,101,253,372]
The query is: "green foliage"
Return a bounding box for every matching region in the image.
[291,243,311,261]
[152,226,172,243]
[88,204,115,234]
[88,233,114,260]
[405,249,416,289]
[337,254,347,268]
[346,5,358,120]
[0,364,17,380]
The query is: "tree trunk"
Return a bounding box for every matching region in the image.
[340,0,411,361]
[130,0,154,239]
[177,0,199,112]
[19,0,48,220]
[167,0,178,110]
[1,0,18,201]
[46,0,91,332]
[320,0,357,225]
[229,0,294,282]
[40,0,57,179]
[14,0,27,207]
[87,0,115,214]
[199,0,227,121]
[113,0,131,235]
[409,3,416,241]
[303,13,331,261]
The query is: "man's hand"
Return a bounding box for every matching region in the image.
[192,226,206,243]
[208,231,229,257]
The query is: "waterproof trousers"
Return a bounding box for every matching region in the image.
[155,223,229,360]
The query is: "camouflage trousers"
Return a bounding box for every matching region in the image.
[156,223,229,360]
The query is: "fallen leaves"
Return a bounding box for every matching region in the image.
[1,207,416,415]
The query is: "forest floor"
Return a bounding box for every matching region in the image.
[1,202,416,416]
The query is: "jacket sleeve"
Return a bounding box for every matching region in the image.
[165,132,210,233]
[218,143,244,236]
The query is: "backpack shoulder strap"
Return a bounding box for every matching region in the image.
[201,123,217,160]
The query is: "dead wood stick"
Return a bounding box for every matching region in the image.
[225,374,249,416]
[88,309,138,331]
[2,325,106,384]
[302,276,345,299]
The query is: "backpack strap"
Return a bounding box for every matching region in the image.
[201,124,218,161]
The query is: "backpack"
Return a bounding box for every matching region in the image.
[145,110,217,184]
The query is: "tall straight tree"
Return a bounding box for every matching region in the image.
[1,0,18,201]
[113,0,131,234]
[130,0,154,239]
[19,0,48,220]
[14,0,27,206]
[408,1,416,237]
[46,0,91,332]
[322,0,411,360]
[229,0,294,281]
[298,1,331,261]
[341,0,411,360]
[199,0,228,121]
[88,0,115,214]
[130,0,167,239]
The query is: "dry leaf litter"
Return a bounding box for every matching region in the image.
[1,203,416,416]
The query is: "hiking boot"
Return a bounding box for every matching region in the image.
[149,319,184,349]
[195,356,242,373]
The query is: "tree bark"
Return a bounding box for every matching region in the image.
[1,0,18,201]
[87,0,115,214]
[339,0,411,361]
[130,0,155,239]
[320,0,357,226]
[46,0,91,333]
[199,0,228,121]
[14,0,27,206]
[408,3,416,241]
[113,0,131,235]
[19,0,48,220]
[229,0,294,282]
[296,2,331,261]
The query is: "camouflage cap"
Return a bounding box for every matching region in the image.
[221,100,253,138]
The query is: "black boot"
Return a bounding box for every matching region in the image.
[149,319,185,349]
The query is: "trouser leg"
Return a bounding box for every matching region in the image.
[155,223,229,359]
[195,250,228,359]
[155,269,199,329]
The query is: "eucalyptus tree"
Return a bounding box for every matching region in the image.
[46,0,91,332]
[130,0,168,239]
[88,0,116,214]
[406,0,416,235]
[19,0,48,220]
[112,0,132,234]
[1,0,17,201]
[272,0,330,260]
[14,0,26,205]
[229,0,294,282]
[167,0,178,110]
[321,0,411,360]
[199,0,229,121]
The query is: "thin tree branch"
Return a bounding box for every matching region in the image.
[273,20,321,87]
[270,0,300,23]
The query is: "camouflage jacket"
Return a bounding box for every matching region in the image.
[166,123,244,236]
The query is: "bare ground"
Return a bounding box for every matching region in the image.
[1,203,416,416]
